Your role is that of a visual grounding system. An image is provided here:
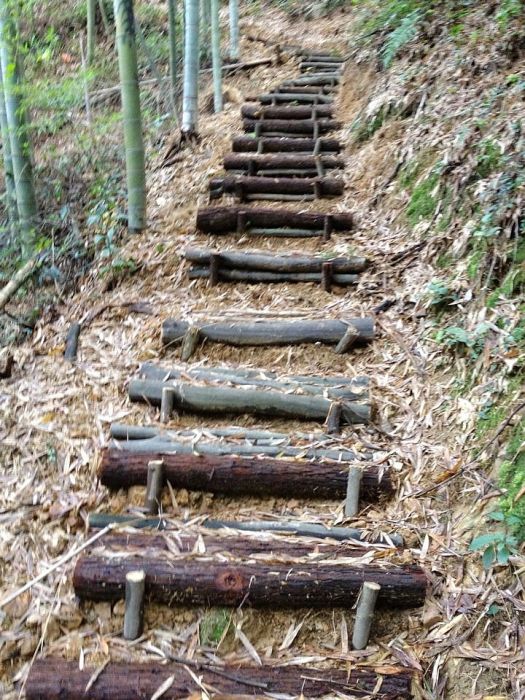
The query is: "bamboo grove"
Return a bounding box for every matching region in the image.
[0,0,241,254]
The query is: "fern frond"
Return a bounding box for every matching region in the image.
[381,8,423,68]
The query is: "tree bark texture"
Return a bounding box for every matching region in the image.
[26,658,415,700]
[196,206,352,233]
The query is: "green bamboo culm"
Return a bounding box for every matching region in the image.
[0,0,37,254]
[0,60,18,232]
[182,0,200,135]
[228,0,239,61]
[167,0,178,108]
[210,0,222,113]
[87,0,96,64]
[113,0,146,232]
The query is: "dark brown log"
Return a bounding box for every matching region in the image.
[241,104,333,120]
[96,531,394,558]
[188,267,358,285]
[257,92,334,104]
[99,450,390,500]
[64,322,81,361]
[282,74,340,86]
[196,206,352,234]
[184,248,366,273]
[223,154,344,174]
[73,555,427,608]
[232,136,340,153]
[162,317,374,348]
[209,176,344,200]
[127,379,371,424]
[243,119,341,135]
[26,658,416,700]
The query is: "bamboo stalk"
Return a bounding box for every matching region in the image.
[0,61,17,231]
[228,0,239,61]
[210,0,222,112]
[182,0,200,134]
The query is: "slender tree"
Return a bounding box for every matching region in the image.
[0,0,37,253]
[182,0,200,136]
[0,61,17,231]
[228,0,239,61]
[87,0,96,64]
[210,0,222,112]
[167,0,178,107]
[113,0,146,231]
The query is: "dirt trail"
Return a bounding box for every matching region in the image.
[1,4,520,700]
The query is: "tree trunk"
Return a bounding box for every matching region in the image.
[228,0,239,61]
[209,175,344,199]
[86,0,96,63]
[113,0,146,231]
[243,118,341,135]
[210,0,222,112]
[100,450,389,500]
[0,61,17,231]
[231,136,340,153]
[0,1,37,253]
[182,0,200,134]
[167,0,178,108]
[128,379,371,424]
[26,658,415,700]
[73,556,427,608]
[196,206,352,234]
[241,104,333,120]
[223,154,344,173]
[162,317,374,347]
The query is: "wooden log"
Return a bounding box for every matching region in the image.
[305,55,345,62]
[241,104,333,120]
[223,154,344,174]
[300,61,344,70]
[258,92,334,104]
[196,206,351,234]
[99,450,389,500]
[282,74,340,86]
[127,380,371,424]
[232,136,340,153]
[162,317,374,348]
[110,423,342,442]
[243,119,341,135]
[137,362,369,400]
[96,531,396,558]
[276,85,338,94]
[73,555,427,608]
[64,322,81,361]
[189,268,359,286]
[26,658,415,700]
[209,176,344,200]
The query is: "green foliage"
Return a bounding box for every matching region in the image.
[381,8,424,68]
[200,609,230,645]
[470,519,519,567]
[406,171,440,225]
[426,279,457,308]
[351,108,388,143]
[496,0,523,28]
[475,139,502,179]
[435,322,490,357]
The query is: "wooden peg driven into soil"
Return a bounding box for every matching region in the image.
[335,323,361,354]
[144,460,164,514]
[209,253,221,286]
[325,400,342,434]
[123,569,145,640]
[64,322,82,361]
[232,136,341,154]
[321,261,333,292]
[323,214,333,241]
[345,466,363,518]
[180,326,201,361]
[352,581,381,650]
[160,387,175,423]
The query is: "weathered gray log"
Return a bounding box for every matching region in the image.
[87,513,404,547]
[189,267,359,285]
[300,61,344,70]
[162,317,374,348]
[209,176,344,200]
[128,380,371,424]
[110,423,343,442]
[243,119,341,135]
[137,362,369,400]
[282,74,340,86]
[241,104,334,120]
[232,136,340,153]
[223,154,344,173]
[26,658,415,700]
[196,206,352,233]
[304,55,345,62]
[276,85,338,94]
[100,449,390,500]
[258,92,334,104]
[108,435,362,462]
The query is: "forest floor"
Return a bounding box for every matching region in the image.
[1,3,524,700]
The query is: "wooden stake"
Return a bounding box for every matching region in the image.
[321,261,333,292]
[145,460,164,514]
[160,386,175,422]
[181,326,201,361]
[345,466,362,517]
[123,570,146,640]
[335,323,360,354]
[325,400,342,434]
[64,322,82,361]
[352,582,380,650]
[209,254,221,286]
[323,214,333,241]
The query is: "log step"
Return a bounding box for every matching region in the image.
[243,118,341,136]
[196,206,352,234]
[241,104,334,120]
[257,91,334,104]
[190,267,358,285]
[232,136,341,154]
[209,176,344,202]
[276,84,339,94]
[223,154,344,176]
[99,448,389,501]
[73,554,427,608]
[26,658,416,700]
[300,61,344,71]
[162,317,374,349]
[127,379,371,424]
[281,75,340,87]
